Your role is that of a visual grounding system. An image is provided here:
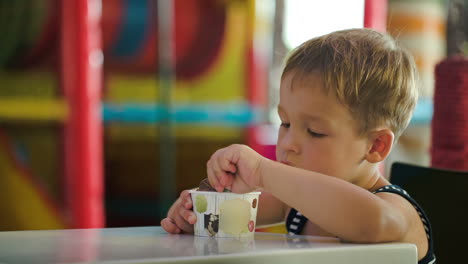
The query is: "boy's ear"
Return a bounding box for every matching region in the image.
[365,129,394,163]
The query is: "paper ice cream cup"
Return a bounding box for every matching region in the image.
[190,190,261,238]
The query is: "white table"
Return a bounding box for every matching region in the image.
[0,226,417,264]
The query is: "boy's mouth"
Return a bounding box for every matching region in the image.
[280,160,292,166]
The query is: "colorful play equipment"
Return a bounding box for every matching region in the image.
[0,0,271,230]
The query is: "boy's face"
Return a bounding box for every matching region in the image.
[276,72,371,183]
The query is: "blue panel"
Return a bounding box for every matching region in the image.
[110,0,150,57]
[102,102,261,127]
[410,98,433,125]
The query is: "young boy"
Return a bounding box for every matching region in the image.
[161,28,436,264]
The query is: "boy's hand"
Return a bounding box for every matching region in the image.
[207,144,265,193]
[160,190,197,234]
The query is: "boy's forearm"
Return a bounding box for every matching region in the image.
[256,191,287,226]
[259,158,397,241]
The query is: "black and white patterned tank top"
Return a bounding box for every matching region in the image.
[286,185,436,264]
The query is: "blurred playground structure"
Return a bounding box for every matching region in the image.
[0,0,272,230]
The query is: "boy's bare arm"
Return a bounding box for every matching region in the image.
[259,159,408,243]
[206,144,408,242]
[256,191,287,226]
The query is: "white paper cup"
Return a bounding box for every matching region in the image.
[190,190,261,238]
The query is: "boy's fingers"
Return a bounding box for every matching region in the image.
[174,214,194,233]
[180,191,192,209]
[221,172,234,188]
[179,207,197,224]
[207,164,223,192]
[161,218,181,234]
[213,163,233,190]
[211,161,223,187]
[215,149,236,188]
[211,157,230,192]
[180,190,191,199]
[218,152,237,174]
[184,199,193,209]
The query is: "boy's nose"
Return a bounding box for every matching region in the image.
[279,130,300,154]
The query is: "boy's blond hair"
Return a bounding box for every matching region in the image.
[282,28,418,139]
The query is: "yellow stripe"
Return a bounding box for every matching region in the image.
[256,223,287,234]
[0,98,68,122]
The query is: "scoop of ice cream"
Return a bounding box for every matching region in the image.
[198,178,231,192]
[198,178,217,191]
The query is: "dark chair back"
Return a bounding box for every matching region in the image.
[390,162,468,263]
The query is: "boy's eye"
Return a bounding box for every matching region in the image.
[307,128,326,138]
[280,122,290,128]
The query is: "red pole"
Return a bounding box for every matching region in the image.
[246,2,269,153]
[61,0,104,228]
[364,0,388,32]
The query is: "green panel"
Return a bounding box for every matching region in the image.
[0,71,57,97]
